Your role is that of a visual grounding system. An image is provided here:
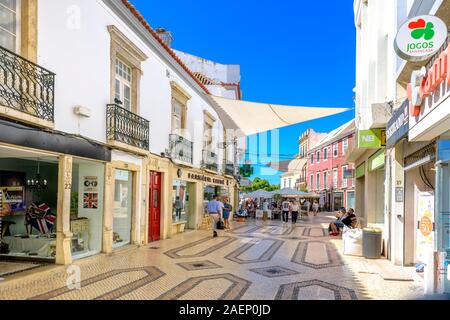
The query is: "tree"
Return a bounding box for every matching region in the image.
[240,177,280,193]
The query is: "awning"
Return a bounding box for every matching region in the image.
[208,95,350,136]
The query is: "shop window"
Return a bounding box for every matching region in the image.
[113,169,133,247]
[0,156,58,260]
[70,159,105,258]
[173,180,189,223]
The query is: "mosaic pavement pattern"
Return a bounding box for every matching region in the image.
[0,213,426,300]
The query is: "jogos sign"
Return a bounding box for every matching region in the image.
[394,15,447,62]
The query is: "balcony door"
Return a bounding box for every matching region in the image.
[114,58,132,110]
[0,0,20,53]
[148,171,161,242]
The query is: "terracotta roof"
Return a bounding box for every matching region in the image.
[121,0,211,94]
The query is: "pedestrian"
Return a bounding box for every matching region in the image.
[312,200,319,216]
[281,198,291,224]
[304,199,311,216]
[207,195,224,237]
[222,197,233,230]
[291,199,299,224]
[328,207,346,236]
[262,199,269,222]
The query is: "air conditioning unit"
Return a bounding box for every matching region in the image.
[73,105,91,118]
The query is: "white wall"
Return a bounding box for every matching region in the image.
[37,0,229,169]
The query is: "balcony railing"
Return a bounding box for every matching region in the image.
[202,149,218,172]
[0,46,55,122]
[106,104,149,150]
[169,134,193,164]
[224,161,235,176]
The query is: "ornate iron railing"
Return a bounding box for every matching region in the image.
[202,149,218,172]
[224,161,235,176]
[106,104,149,150]
[0,46,55,122]
[169,134,193,164]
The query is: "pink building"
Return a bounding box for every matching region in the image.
[307,120,355,211]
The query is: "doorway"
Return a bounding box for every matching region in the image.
[148,171,161,242]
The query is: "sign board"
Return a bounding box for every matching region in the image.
[394,15,448,62]
[416,192,435,262]
[356,163,365,179]
[386,100,409,148]
[395,187,404,203]
[369,150,385,171]
[358,129,386,148]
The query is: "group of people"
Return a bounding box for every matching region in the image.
[206,195,233,237]
[303,199,320,216]
[328,207,357,236]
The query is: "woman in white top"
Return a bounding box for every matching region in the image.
[291,200,300,224]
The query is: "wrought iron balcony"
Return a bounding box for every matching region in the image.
[0,45,55,122]
[106,104,149,150]
[169,134,193,164]
[224,161,235,176]
[202,149,218,172]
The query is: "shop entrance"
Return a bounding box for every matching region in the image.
[148,171,161,242]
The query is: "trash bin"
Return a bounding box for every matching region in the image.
[362,228,382,259]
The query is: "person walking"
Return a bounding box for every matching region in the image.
[207,195,223,237]
[312,200,319,216]
[281,198,291,224]
[222,197,233,230]
[304,199,311,216]
[291,200,300,224]
[262,199,269,222]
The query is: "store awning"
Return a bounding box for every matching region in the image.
[208,95,350,136]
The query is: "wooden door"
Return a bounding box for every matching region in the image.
[148,172,161,242]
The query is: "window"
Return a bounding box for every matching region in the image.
[323,148,328,161]
[0,0,20,52]
[323,171,328,189]
[310,174,314,189]
[316,151,320,163]
[170,82,190,134]
[343,138,348,155]
[333,143,338,157]
[288,178,292,189]
[115,59,132,110]
[316,172,320,190]
[333,168,338,188]
[310,154,314,164]
[203,111,215,150]
[342,165,348,188]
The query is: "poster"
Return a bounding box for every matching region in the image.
[83,176,98,192]
[416,191,435,262]
[83,193,98,209]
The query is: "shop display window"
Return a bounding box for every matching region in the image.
[113,169,132,247]
[0,157,58,260]
[173,180,188,223]
[70,159,105,258]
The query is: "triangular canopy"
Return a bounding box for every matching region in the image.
[208,95,350,136]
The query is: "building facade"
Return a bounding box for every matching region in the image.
[0,0,242,266]
[307,121,356,211]
[350,0,450,295]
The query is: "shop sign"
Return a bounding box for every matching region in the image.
[358,129,386,148]
[394,15,447,62]
[416,192,435,262]
[369,150,385,171]
[355,162,365,179]
[386,100,409,148]
[187,172,228,186]
[407,39,450,117]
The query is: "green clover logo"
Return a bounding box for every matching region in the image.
[409,19,435,40]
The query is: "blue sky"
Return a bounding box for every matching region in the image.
[131,0,356,184]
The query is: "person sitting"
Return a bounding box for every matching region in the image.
[329,207,346,236]
[341,208,357,229]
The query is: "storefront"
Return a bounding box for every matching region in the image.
[169,165,236,236]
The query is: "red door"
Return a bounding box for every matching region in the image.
[148,171,161,242]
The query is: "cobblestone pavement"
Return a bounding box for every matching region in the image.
[0,213,425,300]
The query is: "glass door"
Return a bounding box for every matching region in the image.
[113,169,133,247]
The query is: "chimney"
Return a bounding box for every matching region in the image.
[155,27,173,47]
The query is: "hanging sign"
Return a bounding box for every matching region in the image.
[394,15,447,62]
[386,100,409,148]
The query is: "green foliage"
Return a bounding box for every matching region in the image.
[240,177,280,193]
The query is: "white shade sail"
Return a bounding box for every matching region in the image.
[208,95,350,136]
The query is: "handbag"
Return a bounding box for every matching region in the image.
[216,219,225,230]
